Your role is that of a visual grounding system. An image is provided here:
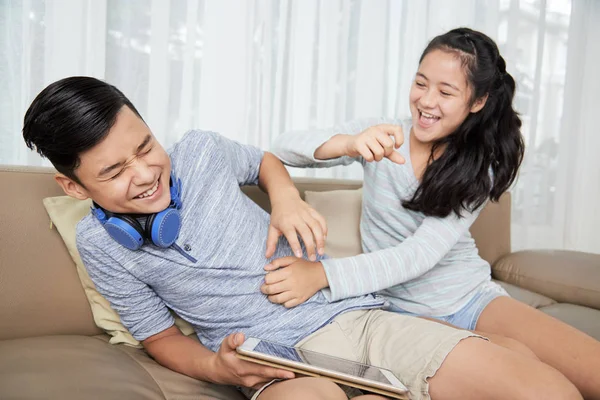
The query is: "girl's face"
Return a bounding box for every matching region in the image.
[409,49,486,145]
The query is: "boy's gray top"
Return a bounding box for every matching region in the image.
[76,130,383,351]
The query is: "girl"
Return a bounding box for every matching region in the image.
[264,27,600,399]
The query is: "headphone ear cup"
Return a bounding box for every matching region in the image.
[169,176,182,209]
[104,215,145,251]
[145,213,157,243]
[146,208,182,248]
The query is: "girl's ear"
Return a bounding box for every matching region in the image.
[470,93,489,113]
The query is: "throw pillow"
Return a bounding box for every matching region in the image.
[43,196,195,347]
[304,188,363,258]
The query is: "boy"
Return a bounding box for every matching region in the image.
[22,77,569,400]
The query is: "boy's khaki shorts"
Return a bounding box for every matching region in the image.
[240,309,484,400]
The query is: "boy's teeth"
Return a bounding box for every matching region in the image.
[137,181,159,198]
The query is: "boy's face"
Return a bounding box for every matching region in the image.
[57,106,173,214]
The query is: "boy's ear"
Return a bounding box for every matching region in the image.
[470,93,489,113]
[54,173,90,201]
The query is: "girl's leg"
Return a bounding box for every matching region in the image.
[340,310,579,400]
[420,316,538,359]
[429,336,582,400]
[474,330,538,359]
[476,296,600,400]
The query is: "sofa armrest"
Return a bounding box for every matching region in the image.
[492,250,600,310]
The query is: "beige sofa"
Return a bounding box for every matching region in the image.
[1,165,599,400]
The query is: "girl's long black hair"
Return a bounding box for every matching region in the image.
[403,27,525,218]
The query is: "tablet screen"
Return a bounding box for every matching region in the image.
[253,340,395,385]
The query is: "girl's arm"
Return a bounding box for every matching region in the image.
[271,118,404,168]
[261,205,486,306]
[320,206,484,301]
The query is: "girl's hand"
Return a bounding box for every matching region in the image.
[345,124,405,163]
[261,257,328,308]
[266,195,327,261]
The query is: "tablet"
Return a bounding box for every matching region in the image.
[236,337,409,399]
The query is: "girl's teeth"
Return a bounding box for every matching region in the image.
[421,111,439,119]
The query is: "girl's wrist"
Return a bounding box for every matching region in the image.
[313,261,329,289]
[314,134,352,160]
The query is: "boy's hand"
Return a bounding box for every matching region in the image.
[261,257,328,308]
[344,124,405,163]
[211,333,294,389]
[267,194,327,262]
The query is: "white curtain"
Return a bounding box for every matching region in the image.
[1,0,598,254]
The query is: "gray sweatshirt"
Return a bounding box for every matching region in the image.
[272,118,494,317]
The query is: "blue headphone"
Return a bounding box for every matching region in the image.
[91,174,183,250]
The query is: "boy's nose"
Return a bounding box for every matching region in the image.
[131,159,155,185]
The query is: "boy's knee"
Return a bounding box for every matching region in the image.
[290,379,347,400]
[259,377,347,400]
[305,380,347,400]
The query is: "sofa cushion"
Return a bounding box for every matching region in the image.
[493,250,600,310]
[538,303,600,341]
[469,193,511,265]
[0,335,163,400]
[94,335,244,400]
[0,335,243,400]
[304,189,363,258]
[494,280,556,309]
[43,195,195,347]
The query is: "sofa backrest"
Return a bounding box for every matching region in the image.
[0,165,510,340]
[0,166,102,340]
[243,181,511,266]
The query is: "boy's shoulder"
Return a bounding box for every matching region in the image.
[169,130,236,188]
[169,129,223,162]
[75,212,110,252]
[75,213,141,272]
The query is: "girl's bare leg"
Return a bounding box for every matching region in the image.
[476,297,600,399]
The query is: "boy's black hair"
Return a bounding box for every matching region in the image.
[23,76,143,185]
